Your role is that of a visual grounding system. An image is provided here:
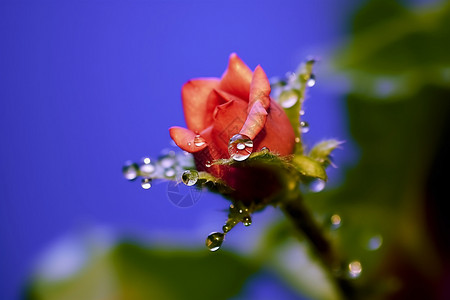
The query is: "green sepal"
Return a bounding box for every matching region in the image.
[308,140,343,167]
[292,155,327,181]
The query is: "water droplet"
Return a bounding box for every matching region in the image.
[141,178,152,189]
[295,137,301,143]
[348,261,362,278]
[228,134,253,161]
[260,147,269,152]
[367,235,383,251]
[122,162,139,181]
[205,232,224,252]
[309,179,325,192]
[205,161,212,168]
[164,168,176,178]
[330,214,341,229]
[242,216,252,226]
[300,121,310,133]
[194,135,206,147]
[160,156,176,169]
[281,95,298,108]
[300,110,305,116]
[307,74,316,87]
[181,170,199,186]
[139,158,155,177]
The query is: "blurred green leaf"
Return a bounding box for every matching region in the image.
[25,242,259,300]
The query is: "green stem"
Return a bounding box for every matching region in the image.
[281,194,356,299]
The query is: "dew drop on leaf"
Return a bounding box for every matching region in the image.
[228,134,253,161]
[181,170,199,186]
[205,232,224,252]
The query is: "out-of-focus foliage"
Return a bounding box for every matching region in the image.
[25,242,258,300]
[305,0,450,298]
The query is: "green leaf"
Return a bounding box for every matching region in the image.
[308,140,343,167]
[25,242,259,300]
[292,155,327,181]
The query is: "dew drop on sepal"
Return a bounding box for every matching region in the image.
[141,178,152,189]
[307,74,316,87]
[309,178,325,192]
[205,232,224,251]
[139,158,155,177]
[122,162,139,181]
[228,134,253,161]
[300,121,310,133]
[242,216,252,226]
[181,170,199,186]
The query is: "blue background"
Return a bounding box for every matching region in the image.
[2,0,431,299]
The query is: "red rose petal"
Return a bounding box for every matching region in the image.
[219,53,253,101]
[211,99,248,156]
[248,65,271,112]
[182,78,220,132]
[169,126,207,153]
[240,101,268,140]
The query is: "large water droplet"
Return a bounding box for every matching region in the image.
[367,235,383,251]
[141,178,152,190]
[307,74,316,87]
[194,135,206,147]
[205,161,212,168]
[300,121,310,133]
[348,261,362,278]
[122,162,139,181]
[242,216,252,227]
[309,179,325,192]
[181,170,199,186]
[205,232,224,252]
[228,134,253,161]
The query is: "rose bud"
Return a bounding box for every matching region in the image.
[170,53,295,204]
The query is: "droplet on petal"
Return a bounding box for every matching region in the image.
[205,232,224,252]
[228,134,253,161]
[141,178,152,190]
[194,135,206,147]
[300,121,310,133]
[122,162,139,181]
[205,161,212,168]
[181,170,199,186]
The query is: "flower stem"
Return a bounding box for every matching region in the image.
[281,194,356,299]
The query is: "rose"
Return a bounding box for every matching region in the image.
[170,53,295,202]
